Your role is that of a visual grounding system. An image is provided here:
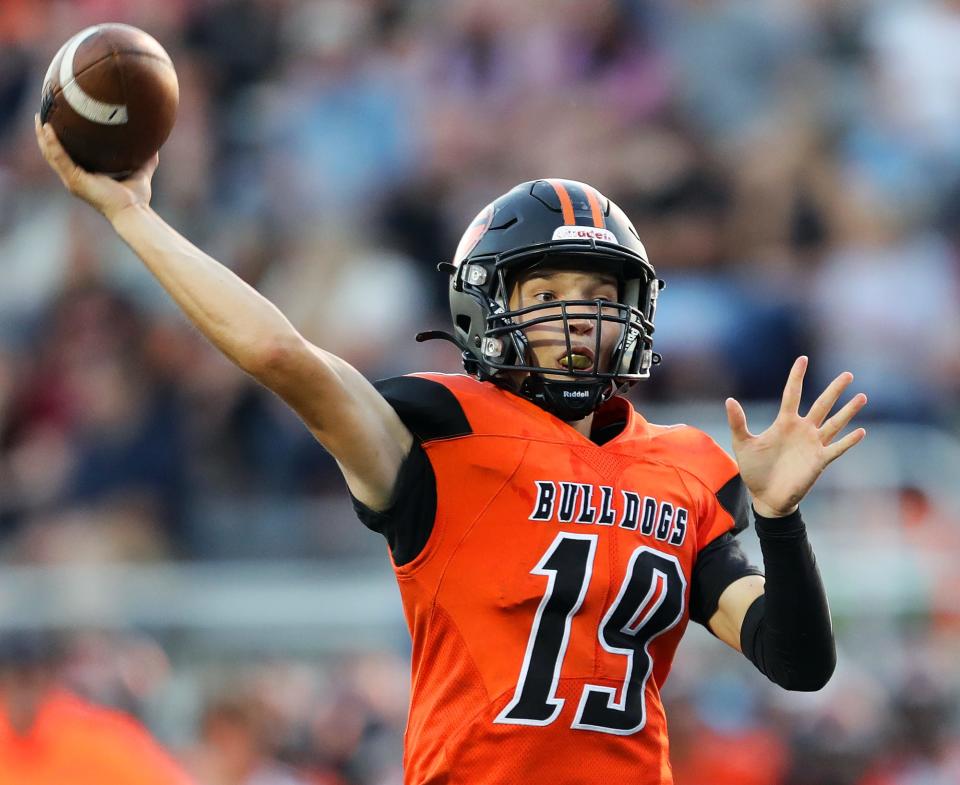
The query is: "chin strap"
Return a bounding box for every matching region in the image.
[415,330,484,376]
[520,375,611,422]
[415,329,459,346]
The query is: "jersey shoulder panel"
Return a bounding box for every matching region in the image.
[643,423,737,492]
[407,372,569,440]
[643,423,751,539]
[374,375,473,443]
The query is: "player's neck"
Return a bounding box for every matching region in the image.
[570,412,595,439]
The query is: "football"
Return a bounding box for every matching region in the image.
[40,23,178,177]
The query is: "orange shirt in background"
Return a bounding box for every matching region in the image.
[0,689,192,785]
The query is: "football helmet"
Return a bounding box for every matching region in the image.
[418,179,662,421]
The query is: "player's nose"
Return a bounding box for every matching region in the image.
[567,311,595,335]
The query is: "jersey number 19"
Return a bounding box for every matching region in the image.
[495,532,686,735]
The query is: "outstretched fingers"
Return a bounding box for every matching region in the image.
[725,397,752,444]
[824,426,867,465]
[807,371,853,425]
[779,356,808,416]
[820,392,868,443]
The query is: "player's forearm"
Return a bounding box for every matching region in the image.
[110,204,299,373]
[739,509,836,691]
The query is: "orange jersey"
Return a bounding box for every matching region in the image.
[357,373,753,785]
[0,689,192,785]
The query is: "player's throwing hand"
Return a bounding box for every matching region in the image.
[35,114,157,222]
[725,356,867,518]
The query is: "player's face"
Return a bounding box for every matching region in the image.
[508,268,621,376]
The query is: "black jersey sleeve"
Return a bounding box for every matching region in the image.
[349,375,472,566]
[350,440,437,566]
[715,473,752,536]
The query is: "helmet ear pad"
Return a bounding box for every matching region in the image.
[612,276,642,375]
[450,262,526,375]
[450,284,492,373]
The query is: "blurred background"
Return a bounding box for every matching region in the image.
[1,0,959,783]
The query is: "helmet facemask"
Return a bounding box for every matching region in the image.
[464,249,661,420]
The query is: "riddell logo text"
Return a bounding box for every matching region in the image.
[552,226,618,243]
[563,389,590,398]
[528,480,688,545]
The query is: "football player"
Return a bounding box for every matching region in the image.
[37,118,866,785]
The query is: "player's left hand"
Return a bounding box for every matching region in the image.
[724,356,867,518]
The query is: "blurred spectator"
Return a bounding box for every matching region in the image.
[182,656,407,785]
[0,630,191,785]
[654,0,812,141]
[1,284,188,557]
[808,184,960,422]
[185,693,310,785]
[857,673,960,785]
[669,678,789,785]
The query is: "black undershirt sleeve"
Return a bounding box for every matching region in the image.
[348,376,472,567]
[689,533,763,627]
[739,509,836,692]
[350,439,437,566]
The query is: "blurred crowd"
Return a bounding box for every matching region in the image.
[3,0,960,556]
[1,0,959,783]
[1,624,958,785]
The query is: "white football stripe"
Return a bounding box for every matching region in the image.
[58,26,129,126]
[43,39,70,89]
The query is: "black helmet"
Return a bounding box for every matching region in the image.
[418,179,662,421]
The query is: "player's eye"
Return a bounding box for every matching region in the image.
[594,287,618,302]
[533,291,557,303]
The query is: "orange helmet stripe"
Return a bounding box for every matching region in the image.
[584,186,605,229]
[546,179,576,225]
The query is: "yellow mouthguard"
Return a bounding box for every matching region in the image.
[560,354,592,370]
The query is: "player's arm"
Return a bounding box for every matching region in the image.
[35,117,410,510]
[710,509,836,692]
[707,356,868,690]
[703,572,764,652]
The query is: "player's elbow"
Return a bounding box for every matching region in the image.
[777,642,836,692]
[800,645,836,692]
[743,608,837,692]
[243,334,310,385]
[243,335,344,417]
[780,666,834,692]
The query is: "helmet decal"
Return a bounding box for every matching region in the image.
[541,179,606,229]
[582,184,606,229]
[545,178,576,225]
[453,202,494,266]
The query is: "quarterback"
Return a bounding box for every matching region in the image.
[37,118,865,784]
